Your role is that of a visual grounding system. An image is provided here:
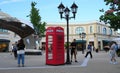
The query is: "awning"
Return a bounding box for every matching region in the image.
[75,40,86,43]
[102,40,111,43]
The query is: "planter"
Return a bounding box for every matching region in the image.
[25,49,42,55]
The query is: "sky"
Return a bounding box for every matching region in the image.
[0,0,109,23]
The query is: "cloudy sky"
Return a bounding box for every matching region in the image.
[0,0,108,23]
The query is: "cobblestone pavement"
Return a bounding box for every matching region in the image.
[0,51,120,73]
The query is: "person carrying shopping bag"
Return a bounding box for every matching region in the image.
[17,39,25,67]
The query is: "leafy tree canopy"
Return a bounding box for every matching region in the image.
[27,2,46,37]
[99,0,120,30]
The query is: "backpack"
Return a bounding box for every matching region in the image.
[12,46,17,51]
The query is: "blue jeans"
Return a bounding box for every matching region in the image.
[17,54,25,65]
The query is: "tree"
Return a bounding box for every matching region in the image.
[27,2,46,37]
[99,0,120,30]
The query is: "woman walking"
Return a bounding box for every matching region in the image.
[109,42,117,64]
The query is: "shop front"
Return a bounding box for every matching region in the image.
[0,39,10,52]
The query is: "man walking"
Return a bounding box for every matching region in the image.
[85,43,93,58]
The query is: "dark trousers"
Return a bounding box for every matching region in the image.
[85,51,92,58]
[13,50,17,58]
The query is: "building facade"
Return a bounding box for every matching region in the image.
[41,21,119,50]
[0,21,119,52]
[0,28,20,52]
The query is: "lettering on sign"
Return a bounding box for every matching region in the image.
[56,29,63,32]
[47,30,53,32]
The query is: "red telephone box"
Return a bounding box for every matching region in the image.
[46,27,65,65]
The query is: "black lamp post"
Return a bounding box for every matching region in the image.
[79,32,86,54]
[58,2,78,64]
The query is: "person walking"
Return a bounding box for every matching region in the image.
[10,44,14,55]
[85,43,93,58]
[17,39,25,67]
[12,42,18,59]
[70,39,78,62]
[109,42,117,64]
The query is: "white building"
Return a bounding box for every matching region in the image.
[41,21,120,50]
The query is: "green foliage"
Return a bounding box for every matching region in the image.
[99,0,120,30]
[64,42,71,49]
[27,1,46,37]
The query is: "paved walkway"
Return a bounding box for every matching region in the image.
[0,51,120,73]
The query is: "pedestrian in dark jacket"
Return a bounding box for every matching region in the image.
[17,39,25,67]
[12,42,18,59]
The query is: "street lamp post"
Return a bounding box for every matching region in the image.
[79,32,86,54]
[58,2,78,64]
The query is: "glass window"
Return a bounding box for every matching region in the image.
[0,28,8,33]
[75,27,84,34]
[90,26,93,33]
[3,29,8,32]
[26,39,30,44]
[110,29,112,35]
[103,28,107,34]
[0,29,3,32]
